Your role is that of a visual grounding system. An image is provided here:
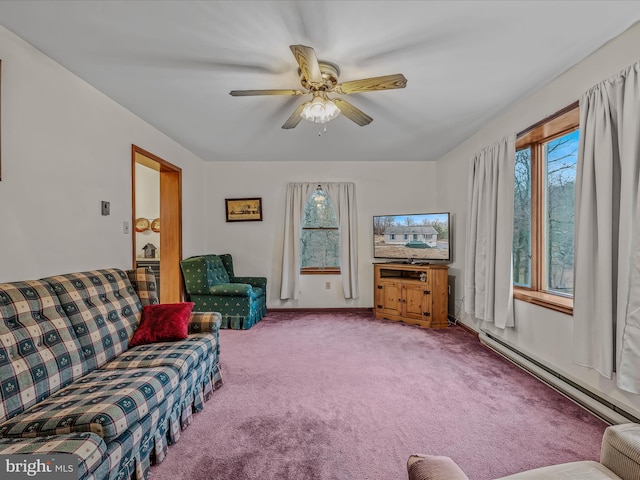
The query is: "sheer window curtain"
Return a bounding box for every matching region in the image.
[280,182,358,300]
[573,61,640,393]
[464,135,516,329]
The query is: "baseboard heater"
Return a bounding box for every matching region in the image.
[479,329,640,425]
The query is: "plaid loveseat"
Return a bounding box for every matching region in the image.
[0,267,223,480]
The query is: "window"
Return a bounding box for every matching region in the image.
[513,104,579,314]
[300,188,340,273]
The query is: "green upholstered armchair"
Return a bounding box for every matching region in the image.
[180,254,267,330]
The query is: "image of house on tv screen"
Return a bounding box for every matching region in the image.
[373,212,450,262]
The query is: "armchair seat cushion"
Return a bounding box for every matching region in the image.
[0,367,179,442]
[407,457,620,480]
[496,461,622,479]
[248,287,263,300]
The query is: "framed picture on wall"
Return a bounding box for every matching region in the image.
[225,197,263,222]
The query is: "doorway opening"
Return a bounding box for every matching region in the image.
[132,145,183,303]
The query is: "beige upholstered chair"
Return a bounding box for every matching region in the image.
[407,423,640,480]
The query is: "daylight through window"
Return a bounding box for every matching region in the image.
[300,188,340,273]
[513,104,578,313]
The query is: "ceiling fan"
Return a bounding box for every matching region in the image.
[229,45,407,129]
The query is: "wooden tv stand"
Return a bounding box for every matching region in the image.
[373,263,449,329]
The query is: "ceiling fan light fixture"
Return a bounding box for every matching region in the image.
[300,96,340,124]
[231,45,406,129]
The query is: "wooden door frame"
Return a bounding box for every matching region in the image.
[132,145,183,303]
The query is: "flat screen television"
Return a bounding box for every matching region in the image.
[373,212,450,262]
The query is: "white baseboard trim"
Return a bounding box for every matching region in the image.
[479,330,638,425]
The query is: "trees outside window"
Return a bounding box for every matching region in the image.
[300,188,340,273]
[513,104,578,313]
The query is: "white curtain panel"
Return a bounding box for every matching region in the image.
[324,182,359,299]
[464,135,516,329]
[280,182,316,300]
[280,182,358,300]
[574,61,640,393]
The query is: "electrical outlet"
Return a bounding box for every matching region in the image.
[123,221,130,234]
[101,201,110,216]
[325,282,331,289]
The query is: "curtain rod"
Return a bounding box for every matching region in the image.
[516,100,579,138]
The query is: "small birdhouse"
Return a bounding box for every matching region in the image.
[142,243,157,259]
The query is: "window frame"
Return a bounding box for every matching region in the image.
[513,102,579,315]
[300,189,341,275]
[300,227,340,275]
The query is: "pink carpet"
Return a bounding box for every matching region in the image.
[150,310,607,480]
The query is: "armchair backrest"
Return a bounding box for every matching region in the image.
[181,255,232,295]
[203,255,231,285]
[181,256,210,295]
[219,254,235,280]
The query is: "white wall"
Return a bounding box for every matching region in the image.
[435,22,640,416]
[203,160,438,308]
[0,26,208,282]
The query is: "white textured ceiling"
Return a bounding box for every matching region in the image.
[1,1,640,162]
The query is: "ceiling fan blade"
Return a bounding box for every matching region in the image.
[290,44,323,84]
[334,74,407,95]
[332,98,373,126]
[282,102,308,129]
[229,89,305,96]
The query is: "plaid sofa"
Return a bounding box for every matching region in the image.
[0,267,223,480]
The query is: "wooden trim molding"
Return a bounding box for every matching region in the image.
[513,287,573,315]
[132,145,183,303]
[300,268,341,275]
[454,321,479,338]
[516,101,579,141]
[269,307,374,314]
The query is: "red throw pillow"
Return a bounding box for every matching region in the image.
[129,302,195,347]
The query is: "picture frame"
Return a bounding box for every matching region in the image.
[225,197,263,222]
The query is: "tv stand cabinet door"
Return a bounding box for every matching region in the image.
[402,284,429,321]
[375,282,400,317]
